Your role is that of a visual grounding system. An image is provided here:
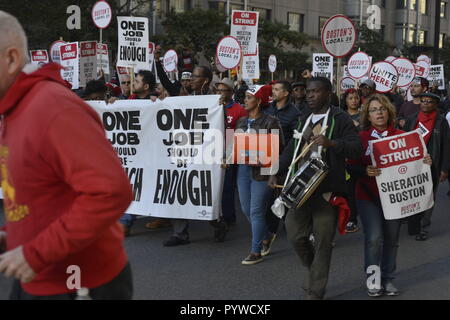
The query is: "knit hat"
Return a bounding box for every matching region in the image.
[246,85,272,107]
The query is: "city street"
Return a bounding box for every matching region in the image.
[1,185,450,300]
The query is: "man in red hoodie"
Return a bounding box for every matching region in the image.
[0,11,134,300]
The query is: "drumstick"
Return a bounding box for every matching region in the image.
[289,125,328,170]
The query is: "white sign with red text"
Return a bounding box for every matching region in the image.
[242,45,260,80]
[268,54,277,73]
[347,51,371,79]
[216,36,242,70]
[369,61,399,93]
[30,50,49,66]
[60,42,79,89]
[92,0,112,29]
[230,10,259,55]
[415,60,430,78]
[392,58,416,88]
[49,40,66,64]
[321,15,356,58]
[369,131,433,220]
[163,49,178,73]
[80,41,98,87]
[97,43,110,75]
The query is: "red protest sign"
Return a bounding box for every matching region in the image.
[371,131,425,169]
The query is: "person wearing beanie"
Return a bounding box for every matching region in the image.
[234,85,284,265]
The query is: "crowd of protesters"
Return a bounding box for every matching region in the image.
[1,8,450,300]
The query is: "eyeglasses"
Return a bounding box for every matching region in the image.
[369,106,388,113]
[420,99,435,104]
[121,81,130,85]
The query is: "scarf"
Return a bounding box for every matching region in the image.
[416,110,437,145]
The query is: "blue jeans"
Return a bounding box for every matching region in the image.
[236,165,271,254]
[120,214,137,228]
[356,200,401,282]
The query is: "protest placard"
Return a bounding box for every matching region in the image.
[29,50,49,66]
[312,53,334,81]
[392,58,416,88]
[321,15,356,58]
[59,42,79,89]
[340,77,356,90]
[117,16,150,72]
[49,40,66,64]
[97,43,110,75]
[427,64,445,90]
[230,10,259,55]
[415,60,430,78]
[79,41,98,87]
[216,36,242,70]
[369,61,398,93]
[347,51,371,79]
[369,131,434,220]
[242,46,260,80]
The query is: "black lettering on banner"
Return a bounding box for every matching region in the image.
[157,108,210,131]
[125,167,143,201]
[153,170,212,206]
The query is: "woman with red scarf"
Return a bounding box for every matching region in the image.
[347,94,432,297]
[403,92,450,241]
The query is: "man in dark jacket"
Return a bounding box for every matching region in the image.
[403,92,450,240]
[269,77,362,300]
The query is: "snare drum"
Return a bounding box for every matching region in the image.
[280,158,328,209]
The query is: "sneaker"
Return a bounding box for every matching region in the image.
[241,253,263,265]
[145,219,171,229]
[261,233,277,257]
[163,236,190,247]
[345,221,360,233]
[383,281,400,296]
[367,288,383,297]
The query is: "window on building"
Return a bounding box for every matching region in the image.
[396,0,407,9]
[170,0,185,13]
[231,4,244,11]
[288,12,304,32]
[253,7,271,21]
[319,16,329,37]
[419,0,428,14]
[418,30,427,44]
[208,1,225,13]
[440,33,446,47]
[410,0,418,10]
[381,0,387,8]
[442,1,448,18]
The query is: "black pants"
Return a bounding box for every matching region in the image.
[9,262,133,300]
[265,189,282,234]
[346,176,359,224]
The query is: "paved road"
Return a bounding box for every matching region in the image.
[1,186,450,300]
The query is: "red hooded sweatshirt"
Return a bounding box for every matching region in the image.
[0,63,133,296]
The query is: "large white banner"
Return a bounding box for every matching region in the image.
[79,41,98,87]
[117,16,150,72]
[88,96,224,220]
[59,42,79,90]
[230,10,259,55]
[369,131,434,220]
[312,53,334,81]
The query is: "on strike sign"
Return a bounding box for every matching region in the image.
[117,16,149,71]
[60,42,79,89]
[321,15,356,58]
[347,51,371,79]
[30,50,49,65]
[97,43,110,75]
[392,58,416,88]
[216,36,242,70]
[369,131,433,220]
[230,10,259,55]
[369,61,398,93]
[80,41,98,87]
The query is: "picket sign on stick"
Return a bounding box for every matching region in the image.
[92,1,112,75]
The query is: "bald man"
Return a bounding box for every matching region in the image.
[0,11,134,300]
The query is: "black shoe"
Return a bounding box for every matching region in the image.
[163,236,190,247]
[415,231,428,241]
[212,221,228,242]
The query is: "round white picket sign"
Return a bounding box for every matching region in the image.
[216,36,242,70]
[321,15,357,58]
[92,1,112,29]
[392,58,416,88]
[417,54,431,65]
[385,56,396,63]
[163,49,178,72]
[369,61,399,93]
[340,77,356,91]
[49,40,66,63]
[268,55,277,73]
[347,51,371,79]
[414,60,430,78]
